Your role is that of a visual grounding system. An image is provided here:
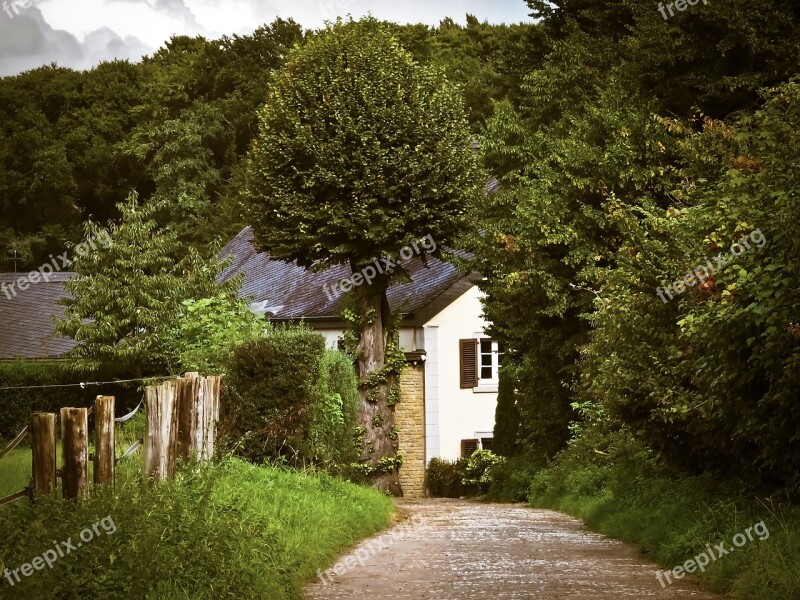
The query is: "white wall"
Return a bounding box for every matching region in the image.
[316,329,344,350]
[313,327,422,351]
[423,286,497,462]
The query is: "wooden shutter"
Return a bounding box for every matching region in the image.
[459,338,478,388]
[461,439,479,457]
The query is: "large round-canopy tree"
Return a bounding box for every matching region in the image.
[246,17,482,494]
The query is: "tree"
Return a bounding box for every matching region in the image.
[246,17,483,494]
[492,365,519,457]
[471,0,800,490]
[165,294,264,374]
[56,192,234,376]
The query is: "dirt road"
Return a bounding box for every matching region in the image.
[305,499,724,599]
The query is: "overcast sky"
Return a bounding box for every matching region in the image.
[0,0,533,77]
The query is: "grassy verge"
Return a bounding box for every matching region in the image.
[0,458,393,599]
[518,433,800,599]
[0,449,32,498]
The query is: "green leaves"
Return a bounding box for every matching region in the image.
[247,17,484,272]
[56,192,237,376]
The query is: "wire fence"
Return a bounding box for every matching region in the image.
[0,374,218,506]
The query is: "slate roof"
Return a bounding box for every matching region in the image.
[0,224,479,358]
[218,227,475,323]
[0,272,77,359]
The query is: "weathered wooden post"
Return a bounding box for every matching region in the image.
[199,375,221,461]
[177,372,201,462]
[31,412,56,495]
[144,379,179,481]
[60,408,89,499]
[176,373,221,462]
[93,395,115,486]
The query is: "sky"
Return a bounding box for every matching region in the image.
[0,0,533,77]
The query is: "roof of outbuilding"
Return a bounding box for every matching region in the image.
[217,227,475,323]
[0,272,77,359]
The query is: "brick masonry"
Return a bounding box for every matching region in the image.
[396,360,426,498]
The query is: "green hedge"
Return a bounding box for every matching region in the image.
[224,326,360,470]
[0,360,139,442]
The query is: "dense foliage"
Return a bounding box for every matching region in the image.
[0,17,539,272]
[56,193,235,376]
[224,327,360,471]
[165,294,265,375]
[470,0,800,491]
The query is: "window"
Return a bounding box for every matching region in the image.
[460,437,494,457]
[460,337,504,391]
[461,439,479,457]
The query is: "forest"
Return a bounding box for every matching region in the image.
[1,1,800,597]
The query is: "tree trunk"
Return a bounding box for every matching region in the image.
[354,275,403,496]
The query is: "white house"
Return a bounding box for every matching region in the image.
[218,227,500,464]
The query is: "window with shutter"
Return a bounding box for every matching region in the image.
[461,439,479,457]
[459,338,478,388]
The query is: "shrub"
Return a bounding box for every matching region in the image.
[224,327,361,473]
[426,457,463,498]
[225,326,326,464]
[309,350,360,470]
[492,365,520,457]
[487,454,546,502]
[460,449,505,495]
[165,293,265,374]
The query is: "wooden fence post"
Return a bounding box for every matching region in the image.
[199,376,221,461]
[177,372,200,462]
[176,373,221,462]
[94,396,115,486]
[31,413,56,495]
[60,408,88,499]
[144,380,178,481]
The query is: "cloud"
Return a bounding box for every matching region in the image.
[0,5,152,76]
[0,0,533,77]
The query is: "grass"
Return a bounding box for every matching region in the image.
[0,449,32,498]
[0,457,394,599]
[0,412,393,598]
[525,460,800,599]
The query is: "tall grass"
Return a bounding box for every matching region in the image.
[525,437,800,600]
[0,458,393,599]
